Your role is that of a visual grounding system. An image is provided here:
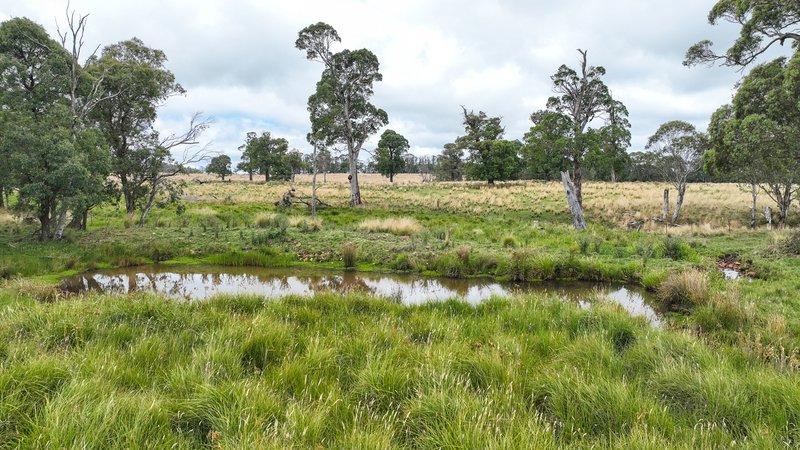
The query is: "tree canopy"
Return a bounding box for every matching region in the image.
[685,0,800,67]
[375,129,409,182]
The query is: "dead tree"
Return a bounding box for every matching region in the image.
[139,114,214,226]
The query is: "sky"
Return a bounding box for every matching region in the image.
[0,0,772,166]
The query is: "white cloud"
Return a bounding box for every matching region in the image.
[1,0,753,161]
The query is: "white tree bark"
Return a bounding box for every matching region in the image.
[561,171,587,230]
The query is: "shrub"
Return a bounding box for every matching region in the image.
[656,271,710,311]
[641,270,667,291]
[358,217,422,236]
[507,250,535,282]
[431,253,465,278]
[774,231,800,255]
[455,245,471,263]
[502,235,519,249]
[391,252,413,271]
[342,243,358,268]
[662,236,695,261]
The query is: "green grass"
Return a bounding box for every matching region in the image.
[0,289,798,448]
[4,181,800,447]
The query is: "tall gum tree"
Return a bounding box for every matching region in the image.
[539,49,616,205]
[646,121,707,225]
[375,129,409,183]
[297,22,388,206]
[709,54,800,228]
[0,17,109,240]
[88,38,184,215]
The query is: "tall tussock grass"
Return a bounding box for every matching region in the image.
[358,217,422,236]
[656,271,710,311]
[1,288,797,448]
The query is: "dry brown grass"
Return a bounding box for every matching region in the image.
[178,174,782,230]
[358,217,423,235]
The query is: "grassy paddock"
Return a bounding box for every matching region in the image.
[0,289,798,448]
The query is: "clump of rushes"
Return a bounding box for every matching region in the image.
[254,212,289,230]
[358,217,422,236]
[656,271,710,311]
[501,235,519,249]
[342,243,358,268]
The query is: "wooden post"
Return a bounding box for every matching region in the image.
[662,189,670,222]
[561,171,587,230]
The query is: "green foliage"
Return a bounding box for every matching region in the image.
[686,0,800,67]
[375,129,409,182]
[239,131,290,182]
[0,18,111,240]
[205,154,232,180]
[456,108,519,184]
[299,22,388,206]
[89,37,185,215]
[434,143,465,181]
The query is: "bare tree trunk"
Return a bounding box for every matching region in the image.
[348,152,362,206]
[53,202,69,240]
[139,184,158,227]
[38,205,51,241]
[765,207,773,229]
[248,171,253,182]
[610,164,616,183]
[0,185,4,208]
[671,183,686,225]
[311,144,318,220]
[750,182,758,228]
[562,171,587,230]
[573,161,583,206]
[663,189,670,222]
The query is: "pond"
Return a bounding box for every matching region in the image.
[61,266,662,326]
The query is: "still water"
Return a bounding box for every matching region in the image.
[62,266,662,325]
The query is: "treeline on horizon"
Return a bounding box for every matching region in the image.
[2,1,800,238]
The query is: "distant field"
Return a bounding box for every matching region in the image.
[182,174,776,231]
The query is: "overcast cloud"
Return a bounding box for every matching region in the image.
[0,1,768,166]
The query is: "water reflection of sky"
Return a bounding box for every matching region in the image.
[63,266,662,325]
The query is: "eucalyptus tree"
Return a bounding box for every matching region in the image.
[598,99,631,182]
[646,121,707,225]
[88,38,185,215]
[456,108,518,184]
[536,49,618,205]
[0,17,110,240]
[686,0,800,67]
[709,54,800,228]
[206,154,232,180]
[239,131,289,182]
[375,129,409,182]
[296,22,388,205]
[522,110,572,180]
[435,143,465,182]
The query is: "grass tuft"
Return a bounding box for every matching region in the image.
[358,217,422,235]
